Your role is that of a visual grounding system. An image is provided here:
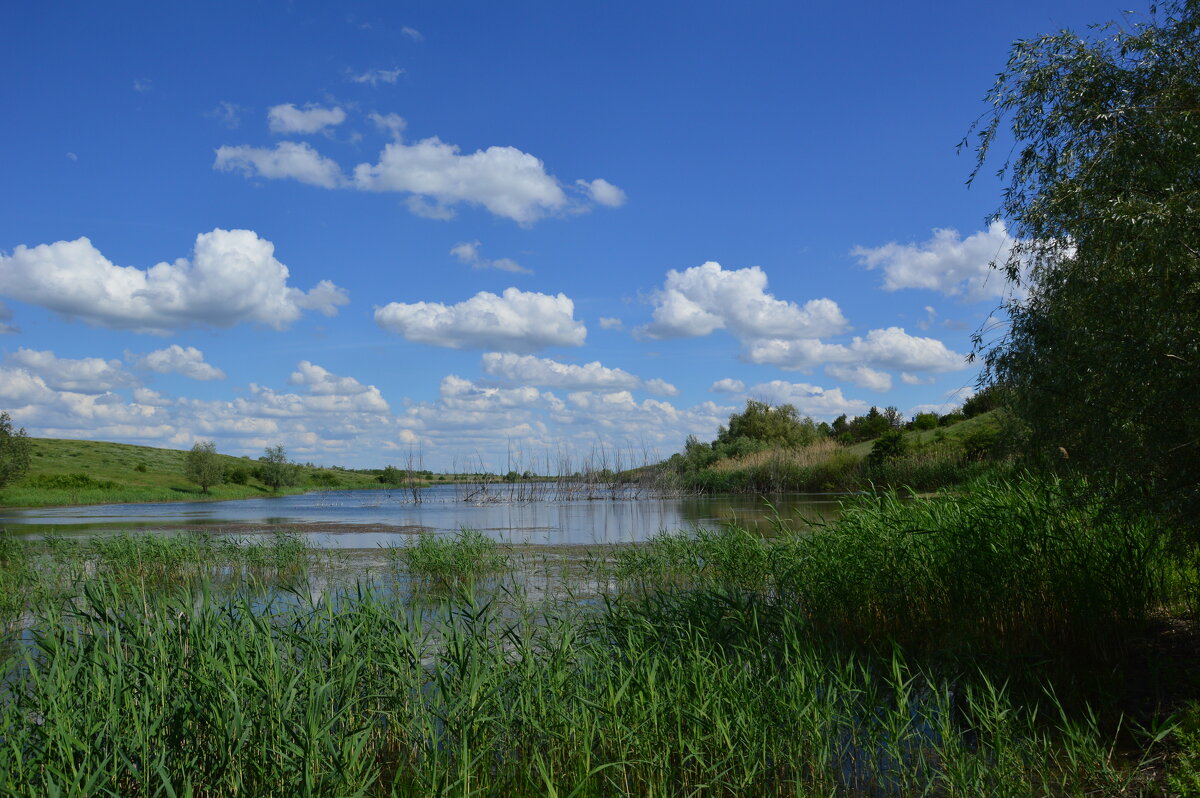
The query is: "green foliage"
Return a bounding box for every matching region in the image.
[378,464,404,485]
[716,399,819,449]
[226,466,249,485]
[910,412,940,431]
[308,469,341,488]
[393,528,506,584]
[970,1,1200,527]
[23,472,117,490]
[184,440,224,494]
[868,428,908,466]
[258,444,300,492]
[0,412,31,490]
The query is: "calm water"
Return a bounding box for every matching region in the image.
[0,484,848,547]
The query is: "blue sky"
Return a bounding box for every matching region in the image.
[0,1,1114,470]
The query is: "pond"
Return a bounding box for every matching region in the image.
[0,484,849,547]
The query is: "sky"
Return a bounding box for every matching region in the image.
[0,1,1120,471]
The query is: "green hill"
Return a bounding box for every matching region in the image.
[2,438,386,508]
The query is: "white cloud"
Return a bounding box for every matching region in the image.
[637,262,848,341]
[375,287,586,353]
[352,136,573,225]
[0,228,348,333]
[747,380,870,419]
[450,241,531,274]
[482,353,638,391]
[216,121,625,225]
[745,327,965,374]
[825,364,893,392]
[369,113,407,137]
[349,67,404,86]
[133,345,226,381]
[710,378,745,394]
[598,316,623,330]
[214,142,345,188]
[900,372,933,385]
[401,26,423,41]
[481,352,676,396]
[287,361,373,396]
[267,103,347,135]
[66,152,78,161]
[643,378,679,397]
[852,220,1023,302]
[133,78,152,93]
[845,327,966,372]
[7,348,137,393]
[133,387,173,406]
[577,178,627,207]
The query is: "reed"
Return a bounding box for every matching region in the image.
[0,474,1187,794]
[0,572,1157,796]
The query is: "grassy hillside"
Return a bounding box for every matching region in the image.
[2,438,389,508]
[670,410,1009,494]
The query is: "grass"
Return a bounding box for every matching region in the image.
[390,528,508,585]
[678,411,1010,494]
[0,471,1194,794]
[2,437,388,507]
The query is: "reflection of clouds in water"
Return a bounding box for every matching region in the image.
[0,485,847,546]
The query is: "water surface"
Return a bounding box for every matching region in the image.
[0,485,847,547]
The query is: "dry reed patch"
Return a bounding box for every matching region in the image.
[707,438,848,473]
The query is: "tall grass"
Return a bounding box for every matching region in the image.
[0,474,1187,794]
[390,528,507,586]
[618,473,1174,671]
[0,574,1157,796]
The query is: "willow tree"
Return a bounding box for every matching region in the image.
[969,1,1200,524]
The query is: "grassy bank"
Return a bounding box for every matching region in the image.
[0,473,1196,794]
[667,411,1008,494]
[1,438,401,508]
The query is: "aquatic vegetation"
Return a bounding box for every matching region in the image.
[390,528,508,585]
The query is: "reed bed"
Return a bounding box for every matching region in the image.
[0,474,1187,795]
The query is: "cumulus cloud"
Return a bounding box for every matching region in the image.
[349,67,404,86]
[352,137,574,225]
[598,317,623,331]
[7,348,137,393]
[214,142,345,188]
[217,121,625,225]
[0,229,347,334]
[481,352,676,396]
[287,361,373,396]
[577,178,627,207]
[643,378,679,397]
[852,220,1024,302]
[746,326,965,374]
[482,353,638,391]
[637,262,848,341]
[748,380,870,419]
[710,378,745,394]
[132,345,225,380]
[450,241,531,274]
[369,112,407,137]
[824,364,893,392]
[267,103,347,135]
[375,287,586,353]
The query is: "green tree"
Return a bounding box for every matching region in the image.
[969,1,1200,524]
[184,441,224,494]
[0,412,31,490]
[259,444,299,492]
[716,400,818,450]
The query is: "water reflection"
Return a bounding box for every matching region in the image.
[0,484,850,546]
